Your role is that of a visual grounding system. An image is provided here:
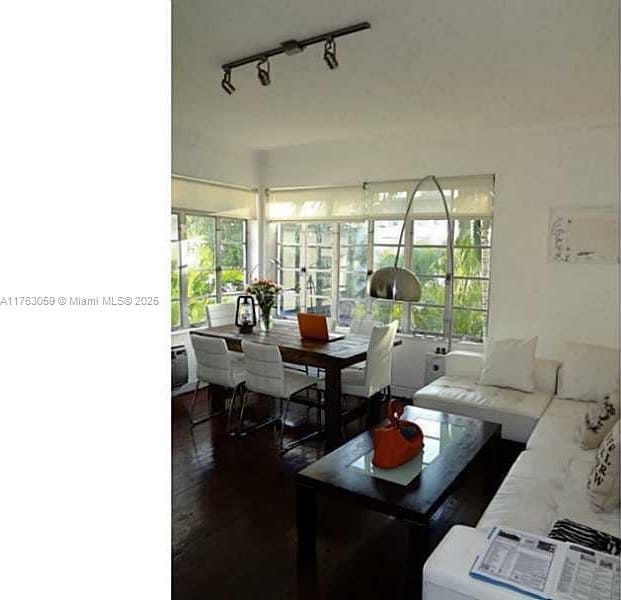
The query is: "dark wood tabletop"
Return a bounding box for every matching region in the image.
[191,322,402,448]
[296,406,500,519]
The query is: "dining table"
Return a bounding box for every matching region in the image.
[191,321,402,449]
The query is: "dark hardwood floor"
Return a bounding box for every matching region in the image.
[172,388,521,599]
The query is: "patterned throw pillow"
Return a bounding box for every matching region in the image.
[580,388,620,450]
[587,421,621,512]
[548,518,621,555]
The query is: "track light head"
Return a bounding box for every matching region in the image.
[323,38,338,70]
[257,57,271,86]
[221,69,235,94]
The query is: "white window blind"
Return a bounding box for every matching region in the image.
[172,175,258,219]
[266,175,493,222]
[266,186,363,221]
[365,175,494,220]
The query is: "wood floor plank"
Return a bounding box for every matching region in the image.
[172,391,520,599]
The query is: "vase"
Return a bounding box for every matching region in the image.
[260,306,272,332]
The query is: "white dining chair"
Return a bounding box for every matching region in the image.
[189,333,246,432]
[240,340,321,453]
[206,302,237,328]
[318,320,398,428]
[349,318,382,337]
[348,318,382,371]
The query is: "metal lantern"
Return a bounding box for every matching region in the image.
[235,295,256,333]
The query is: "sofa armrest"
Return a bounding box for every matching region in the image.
[445,351,483,379]
[423,525,531,600]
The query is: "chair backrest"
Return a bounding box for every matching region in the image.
[364,321,399,396]
[190,334,237,388]
[206,302,237,328]
[349,318,381,337]
[241,340,286,398]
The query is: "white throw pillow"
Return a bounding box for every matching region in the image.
[587,420,620,513]
[557,342,620,402]
[477,337,538,393]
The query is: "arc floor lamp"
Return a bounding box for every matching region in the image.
[367,175,455,352]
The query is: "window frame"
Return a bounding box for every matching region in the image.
[171,210,249,330]
[272,216,492,341]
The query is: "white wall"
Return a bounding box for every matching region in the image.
[259,122,620,392]
[173,128,258,187]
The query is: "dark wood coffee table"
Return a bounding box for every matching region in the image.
[295,406,501,596]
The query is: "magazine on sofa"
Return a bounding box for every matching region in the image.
[470,527,620,600]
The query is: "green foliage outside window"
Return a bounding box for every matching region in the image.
[410,219,490,339]
[371,219,490,340]
[171,213,247,328]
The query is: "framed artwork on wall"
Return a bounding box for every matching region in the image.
[548,207,619,264]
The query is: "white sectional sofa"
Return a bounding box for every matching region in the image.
[414,351,560,443]
[419,354,621,600]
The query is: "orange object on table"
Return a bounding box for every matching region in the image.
[372,400,424,469]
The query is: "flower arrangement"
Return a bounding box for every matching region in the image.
[245,278,282,331]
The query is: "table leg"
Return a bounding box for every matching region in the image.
[366,391,382,428]
[404,519,429,599]
[296,482,317,563]
[324,366,343,450]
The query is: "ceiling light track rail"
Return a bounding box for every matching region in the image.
[221,21,370,71]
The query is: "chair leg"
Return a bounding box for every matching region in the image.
[236,391,281,437]
[279,398,291,453]
[189,381,227,428]
[237,388,248,435]
[226,383,241,435]
[188,380,201,425]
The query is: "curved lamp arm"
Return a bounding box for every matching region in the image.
[394,175,454,351]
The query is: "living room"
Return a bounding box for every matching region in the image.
[171,1,620,599]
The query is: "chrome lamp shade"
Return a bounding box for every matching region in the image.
[367,267,422,302]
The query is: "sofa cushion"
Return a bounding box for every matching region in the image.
[478,337,538,392]
[478,450,620,537]
[413,375,552,443]
[526,397,587,453]
[557,342,620,402]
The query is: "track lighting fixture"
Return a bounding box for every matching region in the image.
[257,57,270,86]
[221,68,235,95]
[323,37,338,70]
[220,21,370,93]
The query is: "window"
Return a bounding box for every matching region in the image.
[171,211,248,330]
[276,223,334,318]
[171,214,181,328]
[273,216,492,341]
[338,222,368,325]
[219,218,247,302]
[277,223,302,317]
[371,220,407,327]
[267,175,494,341]
[409,218,491,340]
[305,224,333,316]
[451,218,492,339]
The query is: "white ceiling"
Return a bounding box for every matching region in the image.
[172,0,619,151]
